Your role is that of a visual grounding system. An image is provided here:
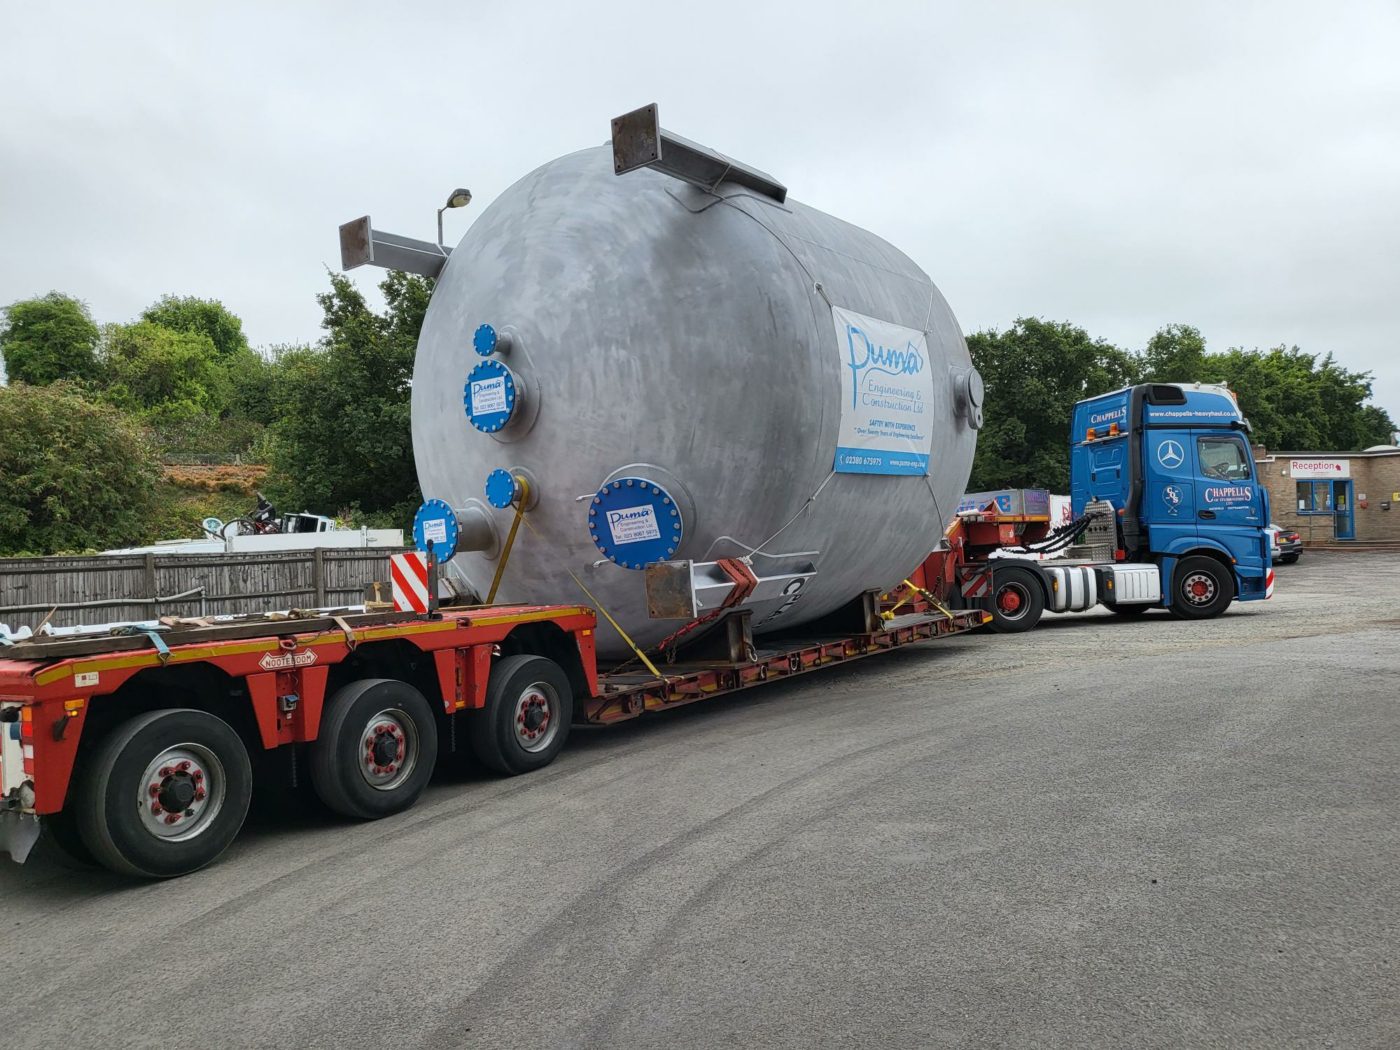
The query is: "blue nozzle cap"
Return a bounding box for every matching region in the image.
[464,359,518,433]
[485,468,520,509]
[412,498,460,563]
[473,323,497,356]
[587,476,684,569]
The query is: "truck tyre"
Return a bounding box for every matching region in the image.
[73,709,252,878]
[43,809,97,868]
[1170,556,1235,620]
[309,679,438,820]
[468,655,573,775]
[987,566,1044,633]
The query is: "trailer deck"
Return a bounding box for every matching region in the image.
[0,592,987,876]
[588,608,986,724]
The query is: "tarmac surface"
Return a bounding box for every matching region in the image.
[3,552,1397,1049]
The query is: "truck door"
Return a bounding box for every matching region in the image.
[1143,431,1197,548]
[1195,433,1266,575]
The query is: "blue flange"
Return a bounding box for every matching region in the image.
[484,468,521,509]
[412,498,459,563]
[464,359,518,433]
[588,477,684,570]
[473,323,497,356]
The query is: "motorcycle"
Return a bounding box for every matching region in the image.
[218,494,281,538]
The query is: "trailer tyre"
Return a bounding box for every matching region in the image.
[468,655,573,776]
[1170,556,1235,620]
[43,809,97,868]
[309,679,438,820]
[74,709,252,878]
[987,566,1044,633]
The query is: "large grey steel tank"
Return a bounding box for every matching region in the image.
[411,113,982,656]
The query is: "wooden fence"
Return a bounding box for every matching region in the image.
[0,548,408,630]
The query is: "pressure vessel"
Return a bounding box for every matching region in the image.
[411,143,982,656]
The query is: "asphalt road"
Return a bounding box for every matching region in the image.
[3,553,1398,1049]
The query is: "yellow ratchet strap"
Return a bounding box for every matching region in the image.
[486,500,526,604]
[518,515,666,681]
[902,577,956,622]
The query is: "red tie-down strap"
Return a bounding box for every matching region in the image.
[714,558,758,608]
[649,558,760,661]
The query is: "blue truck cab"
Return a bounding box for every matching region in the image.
[1069,382,1272,617]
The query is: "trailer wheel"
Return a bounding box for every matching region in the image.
[73,709,252,878]
[309,679,438,820]
[468,655,573,775]
[987,566,1044,633]
[1170,556,1235,620]
[43,809,97,867]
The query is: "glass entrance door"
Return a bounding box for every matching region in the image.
[1334,480,1355,540]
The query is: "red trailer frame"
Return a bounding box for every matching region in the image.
[888,505,1056,624]
[0,592,986,877]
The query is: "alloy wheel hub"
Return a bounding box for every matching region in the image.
[517,692,551,744]
[1185,573,1216,604]
[358,712,416,790]
[139,747,221,840]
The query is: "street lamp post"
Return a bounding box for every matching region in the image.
[437,188,473,248]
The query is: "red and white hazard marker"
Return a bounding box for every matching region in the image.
[1265,568,1275,599]
[390,552,432,613]
[960,568,992,600]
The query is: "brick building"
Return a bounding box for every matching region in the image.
[1254,446,1400,543]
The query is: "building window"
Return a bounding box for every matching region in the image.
[1296,480,1333,514]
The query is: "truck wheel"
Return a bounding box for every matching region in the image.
[1170,556,1235,620]
[43,809,96,867]
[309,679,438,820]
[987,566,1044,633]
[468,655,573,775]
[74,709,252,878]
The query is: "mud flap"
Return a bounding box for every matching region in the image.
[0,811,41,864]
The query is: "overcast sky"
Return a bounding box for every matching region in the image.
[2,1,1397,418]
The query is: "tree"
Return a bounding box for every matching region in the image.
[1138,325,1395,451]
[968,318,1139,491]
[0,292,101,385]
[100,321,231,432]
[1356,405,1396,447]
[135,295,277,455]
[141,295,249,358]
[262,270,429,521]
[1139,323,1208,384]
[0,383,159,554]
[226,345,283,426]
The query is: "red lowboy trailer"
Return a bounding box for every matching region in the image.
[0,590,985,877]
